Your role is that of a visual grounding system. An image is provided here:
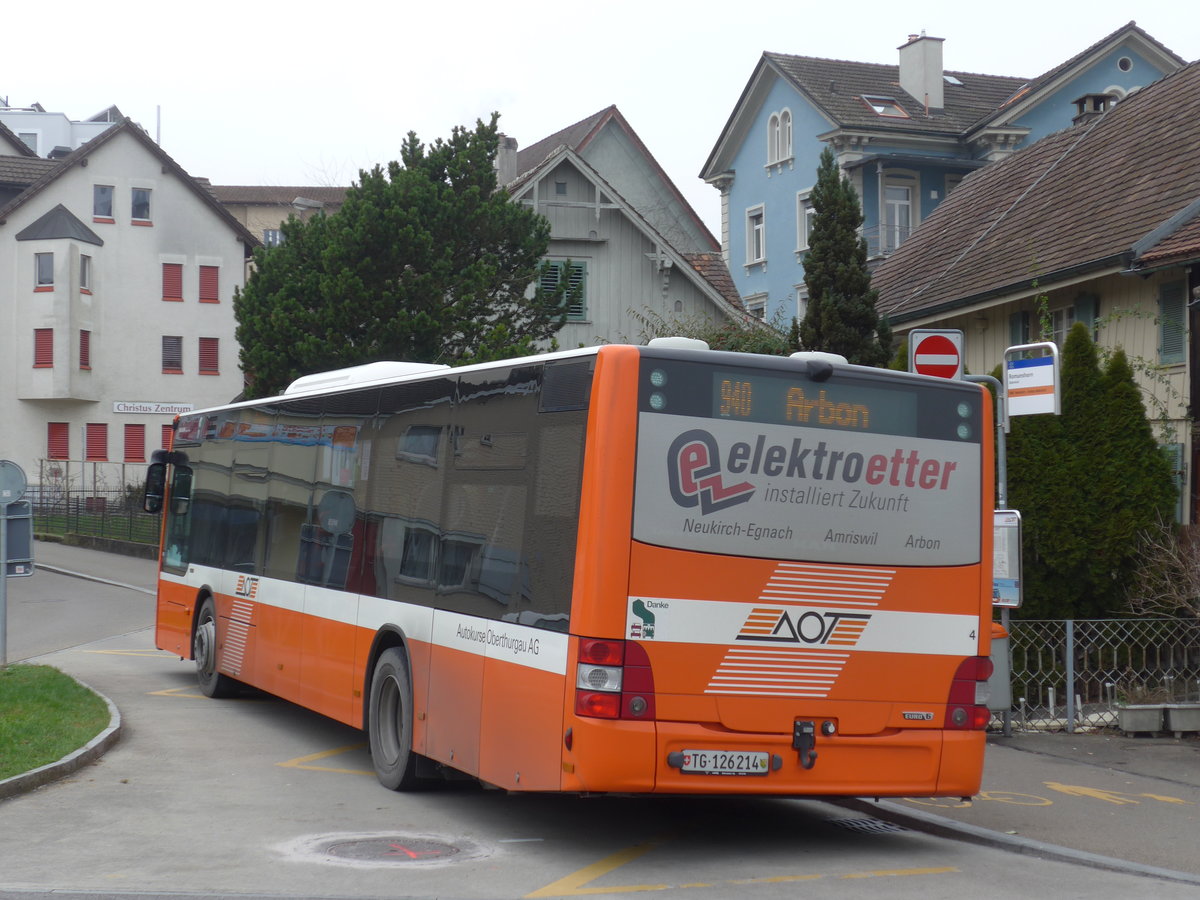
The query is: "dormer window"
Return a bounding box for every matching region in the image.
[861,95,909,118]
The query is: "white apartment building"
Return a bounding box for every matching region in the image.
[0,118,257,487]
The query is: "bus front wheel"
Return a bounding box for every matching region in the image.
[194,597,240,699]
[368,647,421,790]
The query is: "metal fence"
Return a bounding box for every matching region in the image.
[998,617,1200,732]
[29,459,160,545]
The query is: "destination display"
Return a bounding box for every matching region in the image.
[639,360,981,443]
[712,371,918,435]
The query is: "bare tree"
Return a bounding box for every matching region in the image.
[1127,518,1200,619]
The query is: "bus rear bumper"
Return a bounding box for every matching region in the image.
[563,718,984,797]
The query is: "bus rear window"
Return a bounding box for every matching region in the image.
[633,359,983,566]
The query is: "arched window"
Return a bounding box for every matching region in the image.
[767,111,793,165]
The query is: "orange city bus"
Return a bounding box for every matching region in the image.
[144,338,994,796]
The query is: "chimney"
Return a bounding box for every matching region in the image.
[1072,93,1114,125]
[898,32,945,113]
[495,134,519,187]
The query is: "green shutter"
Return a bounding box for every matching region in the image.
[1158,282,1186,365]
[1161,442,1186,523]
[1074,293,1098,334]
[541,261,588,321]
[1009,310,1029,345]
[565,261,587,321]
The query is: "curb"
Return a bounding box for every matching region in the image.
[0,676,122,801]
[834,796,1200,887]
[33,562,156,595]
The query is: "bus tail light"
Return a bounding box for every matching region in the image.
[946,656,994,730]
[575,638,656,720]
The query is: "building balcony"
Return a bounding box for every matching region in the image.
[862,224,913,259]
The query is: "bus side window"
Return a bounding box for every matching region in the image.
[170,466,193,516]
[162,465,194,571]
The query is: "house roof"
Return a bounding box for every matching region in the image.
[512,105,718,252]
[209,185,348,206]
[872,60,1200,321]
[515,107,612,175]
[0,155,59,187]
[763,52,1027,136]
[1138,212,1200,267]
[685,252,744,310]
[513,143,747,320]
[0,118,259,251]
[703,22,1186,180]
[978,21,1187,132]
[15,203,103,245]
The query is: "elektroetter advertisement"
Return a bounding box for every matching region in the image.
[632,366,982,567]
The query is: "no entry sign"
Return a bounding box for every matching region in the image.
[909,329,964,379]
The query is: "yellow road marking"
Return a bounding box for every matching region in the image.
[148,686,209,699]
[1043,782,1191,805]
[525,840,955,897]
[840,867,958,879]
[148,685,271,701]
[524,840,664,897]
[277,743,373,776]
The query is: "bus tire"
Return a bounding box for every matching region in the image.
[368,647,421,790]
[194,597,240,699]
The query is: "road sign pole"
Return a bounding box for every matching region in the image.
[1,512,8,667]
[0,460,31,669]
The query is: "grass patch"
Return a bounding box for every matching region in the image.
[0,665,110,781]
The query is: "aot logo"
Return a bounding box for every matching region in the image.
[736,607,871,646]
[667,429,755,514]
[234,575,260,600]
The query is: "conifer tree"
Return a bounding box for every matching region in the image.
[1095,348,1177,605]
[1007,324,1177,617]
[799,147,891,366]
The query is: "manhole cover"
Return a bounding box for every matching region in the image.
[279,832,491,868]
[326,837,460,861]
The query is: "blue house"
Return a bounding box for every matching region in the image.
[700,22,1186,326]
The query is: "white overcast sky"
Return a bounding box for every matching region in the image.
[4,0,1196,238]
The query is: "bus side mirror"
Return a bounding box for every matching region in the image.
[144,462,166,514]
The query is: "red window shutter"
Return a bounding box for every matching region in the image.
[199,266,219,303]
[124,424,146,462]
[162,424,174,451]
[198,337,219,374]
[162,263,183,300]
[162,335,183,373]
[47,423,70,460]
[85,423,108,461]
[34,328,53,367]
[80,330,91,369]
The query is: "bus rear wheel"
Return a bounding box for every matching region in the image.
[368,647,421,790]
[194,597,240,699]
